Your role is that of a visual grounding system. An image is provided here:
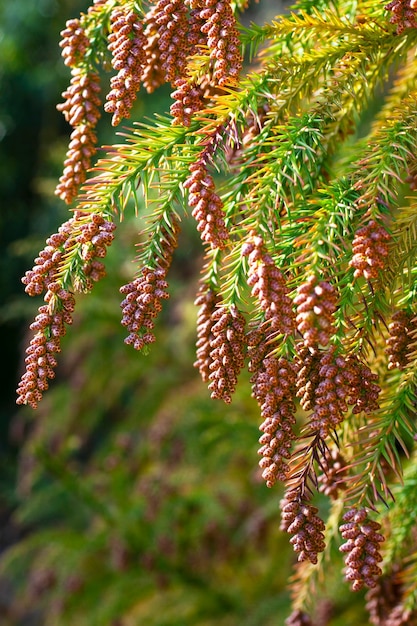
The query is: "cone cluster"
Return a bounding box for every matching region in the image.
[16,289,75,409]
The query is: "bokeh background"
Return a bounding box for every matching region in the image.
[0,1,367,624]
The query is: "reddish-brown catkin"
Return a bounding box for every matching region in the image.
[151,0,190,84]
[248,333,297,486]
[365,569,403,626]
[197,0,242,86]
[208,304,246,403]
[16,290,75,409]
[280,488,326,564]
[59,18,90,67]
[386,310,417,370]
[242,234,295,335]
[170,78,205,126]
[346,356,381,414]
[194,284,222,382]
[317,448,348,500]
[306,346,356,438]
[339,508,385,591]
[120,220,180,350]
[56,69,101,203]
[385,0,417,34]
[17,213,115,408]
[120,267,170,351]
[105,7,147,126]
[350,220,390,280]
[183,152,228,249]
[141,5,166,93]
[294,275,338,347]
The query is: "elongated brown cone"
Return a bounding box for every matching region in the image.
[207,304,246,403]
[350,220,390,279]
[105,7,147,126]
[340,508,384,591]
[294,275,338,347]
[280,488,326,564]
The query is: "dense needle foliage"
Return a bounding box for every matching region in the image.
[8,0,417,622]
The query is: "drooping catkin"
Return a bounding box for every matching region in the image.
[242,234,295,336]
[120,267,170,351]
[120,220,180,351]
[280,487,326,564]
[349,220,390,280]
[59,18,90,68]
[141,5,166,93]
[386,309,417,370]
[196,0,242,86]
[17,213,116,408]
[339,508,385,591]
[194,284,222,382]
[170,78,205,126]
[306,346,355,438]
[55,69,101,203]
[365,569,403,626]
[294,275,338,347]
[183,149,229,248]
[317,448,347,499]
[16,291,75,409]
[104,7,147,126]
[248,332,297,486]
[207,304,246,403]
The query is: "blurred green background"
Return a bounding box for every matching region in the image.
[0,1,369,624]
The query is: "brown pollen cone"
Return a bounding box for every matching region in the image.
[56,69,101,203]
[105,7,147,126]
[198,0,242,86]
[170,78,205,126]
[184,156,228,249]
[350,220,390,280]
[59,18,90,67]
[385,0,417,33]
[16,288,75,409]
[120,267,170,351]
[386,309,417,370]
[120,220,179,351]
[280,488,326,564]
[207,304,246,403]
[318,448,348,500]
[243,234,295,336]
[194,284,222,382]
[340,508,385,591]
[248,333,297,486]
[294,275,338,347]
